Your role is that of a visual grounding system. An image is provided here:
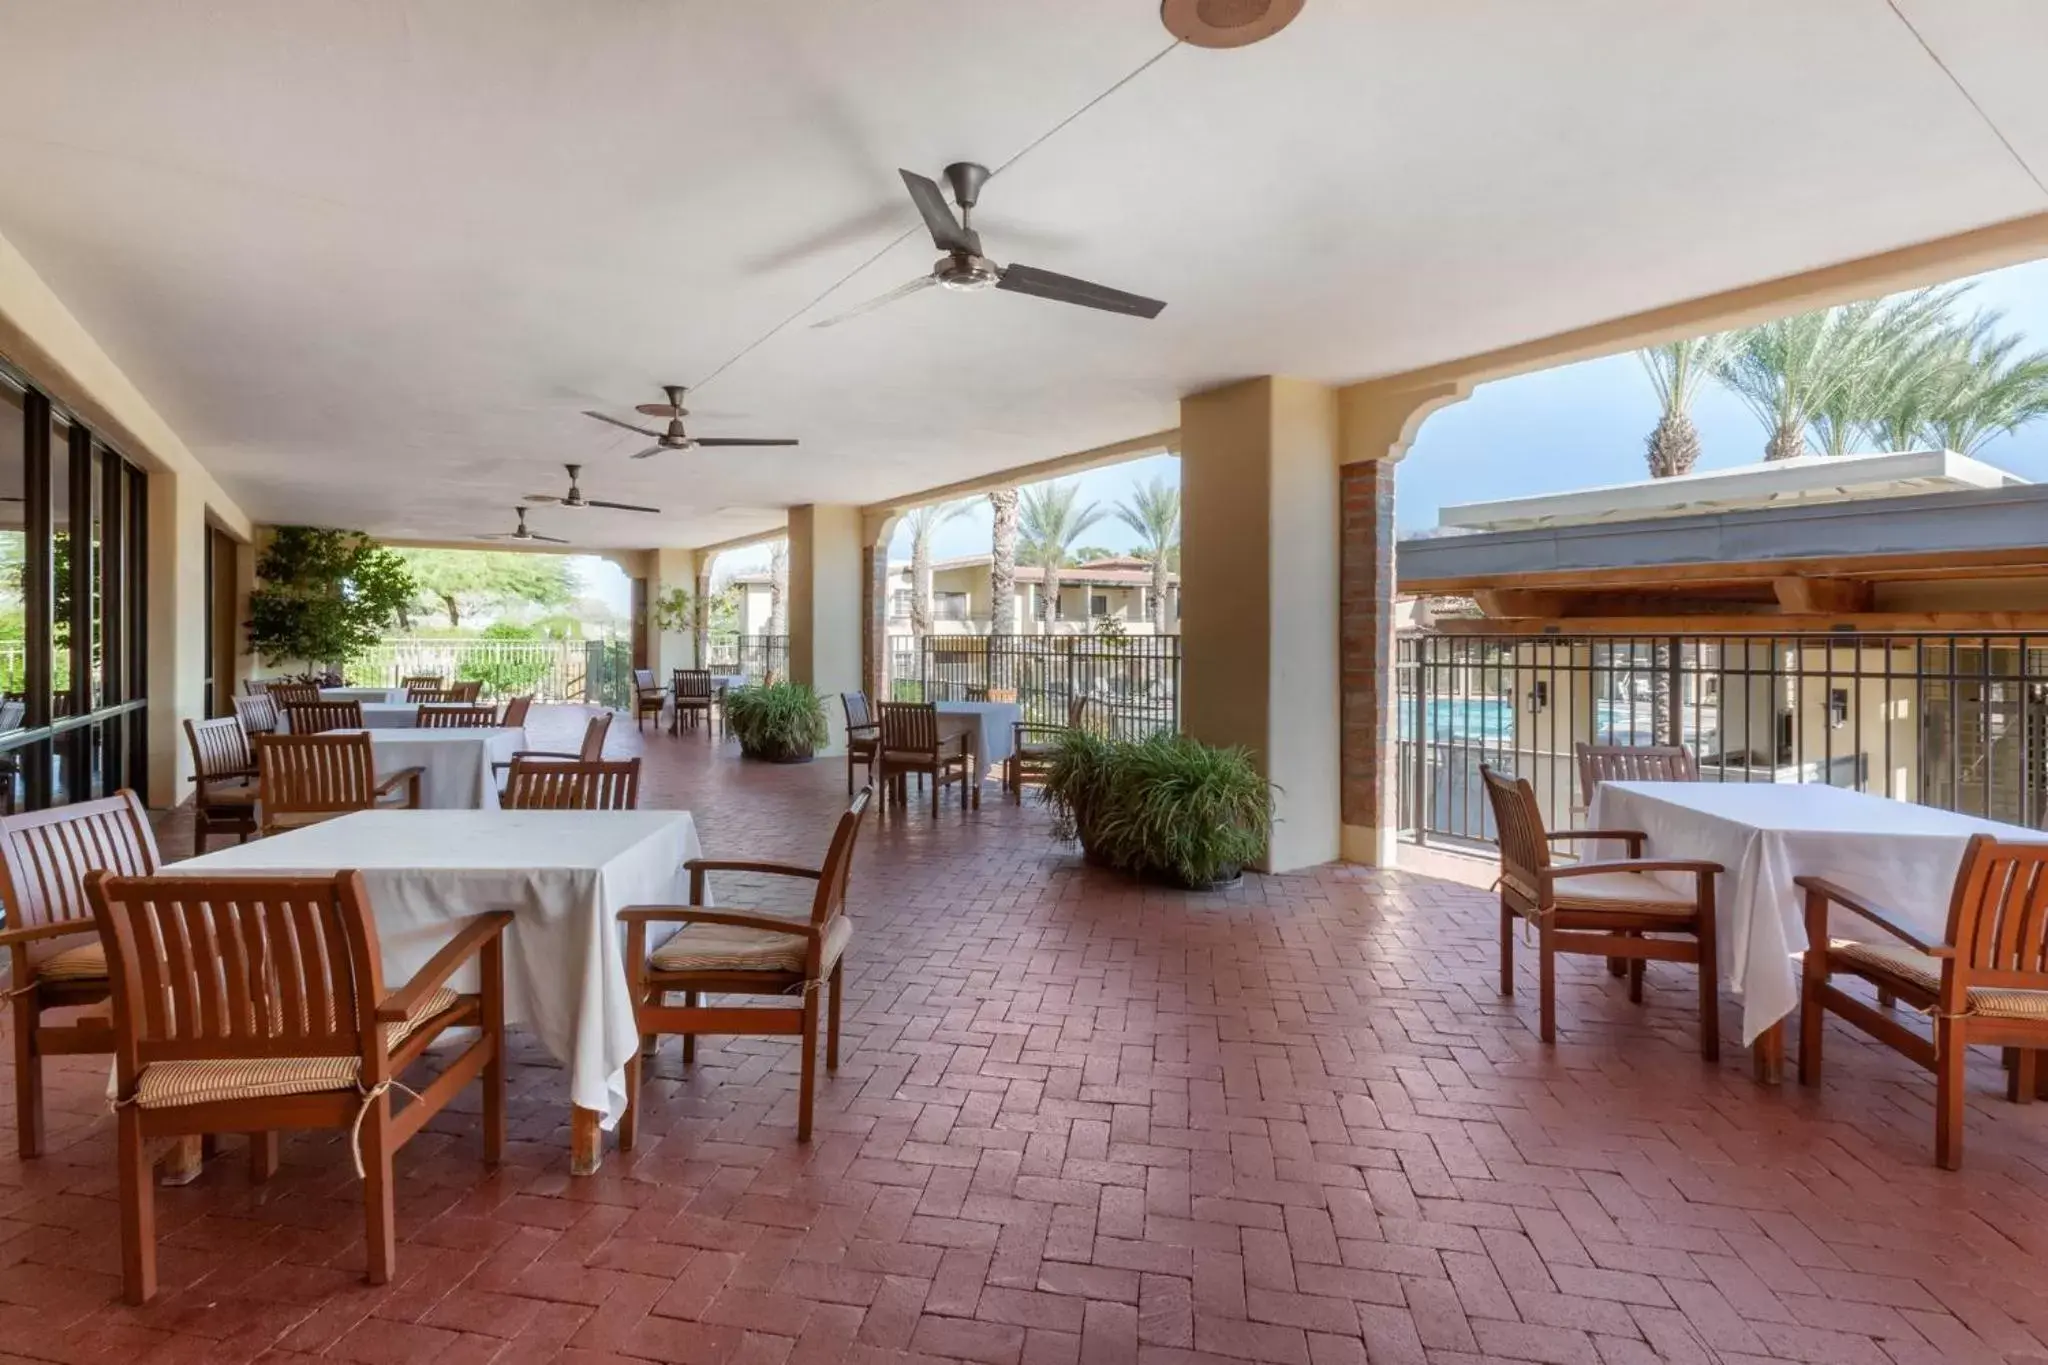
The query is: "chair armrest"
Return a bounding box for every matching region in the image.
[374,766,425,799]
[376,911,513,1022]
[0,920,96,949]
[683,858,822,881]
[1547,859,1721,879]
[1795,876,1948,956]
[846,722,879,737]
[194,767,260,783]
[1547,829,1644,843]
[618,906,818,938]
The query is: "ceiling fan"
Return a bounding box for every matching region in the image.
[583,385,799,459]
[475,507,567,545]
[810,163,1167,329]
[524,464,659,515]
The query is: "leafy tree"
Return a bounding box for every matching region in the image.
[903,499,973,637]
[1071,545,1120,564]
[456,620,552,697]
[1112,475,1180,632]
[1020,480,1105,626]
[767,540,789,637]
[988,488,1020,636]
[1637,334,1731,477]
[246,527,415,669]
[1915,317,2048,455]
[395,548,575,628]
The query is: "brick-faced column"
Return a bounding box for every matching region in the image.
[861,539,888,703]
[1339,457,1398,865]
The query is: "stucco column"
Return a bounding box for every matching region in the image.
[1335,379,1468,865]
[786,504,864,754]
[145,465,209,806]
[860,512,898,705]
[1179,377,1343,872]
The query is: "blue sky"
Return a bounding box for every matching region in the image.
[702,255,2048,581]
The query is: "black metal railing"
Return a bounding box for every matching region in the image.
[1398,631,2048,845]
[703,634,789,684]
[887,633,1181,740]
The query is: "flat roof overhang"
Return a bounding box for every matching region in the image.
[1399,483,2048,635]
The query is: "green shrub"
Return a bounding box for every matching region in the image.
[725,681,829,762]
[1042,732,1272,888]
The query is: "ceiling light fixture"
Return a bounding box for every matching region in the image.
[1160,0,1304,48]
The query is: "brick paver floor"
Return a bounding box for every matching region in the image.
[4,704,2047,1363]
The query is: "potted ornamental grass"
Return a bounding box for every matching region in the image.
[1042,730,1273,891]
[724,680,829,763]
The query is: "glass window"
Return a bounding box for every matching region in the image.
[0,380,23,814]
[937,592,969,622]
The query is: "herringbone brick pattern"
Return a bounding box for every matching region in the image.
[3,704,2047,1363]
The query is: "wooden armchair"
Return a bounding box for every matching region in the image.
[499,695,534,729]
[1479,764,1722,1058]
[1574,742,1698,812]
[840,692,879,794]
[621,788,870,1147]
[399,673,444,691]
[183,716,260,855]
[670,669,715,735]
[85,870,508,1303]
[0,792,160,1158]
[406,686,454,704]
[267,682,320,707]
[1799,835,2048,1168]
[503,758,641,810]
[451,680,483,702]
[232,692,280,736]
[492,710,612,780]
[1006,696,1094,803]
[632,668,666,731]
[416,704,498,728]
[243,679,270,695]
[279,699,363,734]
[878,702,973,816]
[254,732,422,834]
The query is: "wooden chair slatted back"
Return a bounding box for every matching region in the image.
[964,685,990,702]
[406,687,454,704]
[416,705,499,728]
[1479,765,1550,908]
[502,758,641,811]
[281,700,363,734]
[451,681,483,702]
[809,787,873,925]
[399,674,443,690]
[1947,836,2048,988]
[243,679,270,696]
[1575,743,1697,797]
[879,702,939,755]
[841,692,872,730]
[0,699,25,732]
[255,733,382,816]
[672,670,714,701]
[87,872,385,1073]
[232,693,279,735]
[0,791,160,964]
[633,669,656,690]
[578,712,613,761]
[185,717,254,781]
[500,696,534,728]
[267,683,320,706]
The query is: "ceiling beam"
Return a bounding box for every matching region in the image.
[1402,544,2048,597]
[1773,576,1874,614]
[1431,609,2048,637]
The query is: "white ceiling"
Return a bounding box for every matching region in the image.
[0,1,2042,550]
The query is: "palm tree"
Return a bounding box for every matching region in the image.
[1920,323,2048,455]
[766,539,788,638]
[1020,480,1105,626]
[904,499,974,637]
[1113,475,1180,631]
[988,488,1019,635]
[1637,334,1731,477]
[1805,289,1963,457]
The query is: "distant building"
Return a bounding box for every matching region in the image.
[730,554,1181,636]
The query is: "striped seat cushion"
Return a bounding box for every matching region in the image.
[1553,869,1698,918]
[1832,941,2048,1020]
[200,777,259,806]
[651,914,852,975]
[38,939,108,982]
[132,986,461,1109]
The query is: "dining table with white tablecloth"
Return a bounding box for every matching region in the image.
[166,808,701,1154]
[1587,780,2048,1053]
[934,700,1021,779]
[281,701,481,731]
[319,686,406,704]
[367,726,524,810]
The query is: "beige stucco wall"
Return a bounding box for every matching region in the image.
[786,504,863,755]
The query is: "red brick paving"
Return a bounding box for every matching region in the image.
[4,704,2048,1363]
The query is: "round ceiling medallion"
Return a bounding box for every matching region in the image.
[1160,0,1304,48]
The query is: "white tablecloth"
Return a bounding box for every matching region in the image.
[712,673,747,692]
[936,701,1021,771]
[369,727,524,810]
[1588,781,2046,1043]
[167,809,699,1125]
[320,686,405,703]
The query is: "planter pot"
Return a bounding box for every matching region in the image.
[738,740,816,764]
[1143,863,1244,893]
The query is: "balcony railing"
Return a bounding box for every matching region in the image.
[347,638,633,708]
[886,633,1180,740]
[703,634,788,682]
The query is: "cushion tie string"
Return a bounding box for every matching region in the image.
[350,1078,423,1178]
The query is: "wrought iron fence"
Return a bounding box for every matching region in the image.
[347,638,629,704]
[703,634,788,683]
[1398,630,2048,845]
[887,633,1181,739]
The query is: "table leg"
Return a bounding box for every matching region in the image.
[1751,1021,1786,1085]
[971,735,981,810]
[157,1135,205,1186]
[570,1105,603,1176]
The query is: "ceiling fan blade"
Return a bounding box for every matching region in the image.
[475,532,515,540]
[628,444,667,460]
[996,263,1166,319]
[693,437,799,448]
[583,411,666,439]
[809,273,937,329]
[523,494,565,505]
[899,169,979,255]
[585,498,663,514]
[530,533,571,544]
